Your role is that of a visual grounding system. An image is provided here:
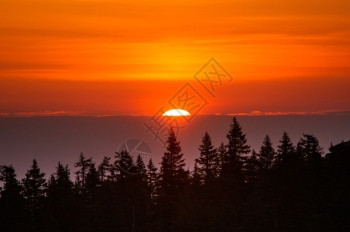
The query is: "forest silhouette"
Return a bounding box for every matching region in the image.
[0,117,349,232]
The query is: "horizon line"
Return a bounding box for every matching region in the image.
[0,110,349,118]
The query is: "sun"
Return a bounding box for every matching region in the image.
[163,109,191,117]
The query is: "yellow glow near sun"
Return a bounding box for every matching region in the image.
[163,109,190,117]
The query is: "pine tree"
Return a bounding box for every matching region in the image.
[114,150,136,178]
[159,127,188,193]
[85,163,99,194]
[134,155,151,232]
[191,161,201,187]
[146,158,158,201]
[297,134,323,167]
[136,155,147,177]
[296,134,325,227]
[84,162,100,229]
[258,135,276,172]
[22,159,46,229]
[74,153,92,193]
[226,117,251,159]
[245,150,260,183]
[196,132,219,184]
[98,156,111,182]
[22,159,46,211]
[48,163,73,196]
[158,127,189,232]
[275,132,295,167]
[0,165,22,198]
[223,117,250,183]
[275,132,304,174]
[0,165,28,230]
[0,165,23,198]
[46,163,78,231]
[217,142,226,177]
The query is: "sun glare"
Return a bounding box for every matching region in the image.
[163,109,191,117]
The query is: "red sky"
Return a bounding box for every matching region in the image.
[1,0,350,116]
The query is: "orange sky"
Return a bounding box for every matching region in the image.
[1,0,350,116]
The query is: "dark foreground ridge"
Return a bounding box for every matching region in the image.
[0,117,349,232]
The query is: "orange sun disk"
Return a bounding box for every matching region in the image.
[162,109,191,116]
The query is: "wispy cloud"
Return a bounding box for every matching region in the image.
[0,111,84,117]
[221,110,350,116]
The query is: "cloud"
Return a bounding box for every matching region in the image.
[0,111,84,117]
[225,110,350,116]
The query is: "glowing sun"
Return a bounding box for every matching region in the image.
[163,109,190,117]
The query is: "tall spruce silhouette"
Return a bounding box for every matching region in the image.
[297,134,323,167]
[245,149,260,183]
[0,165,28,231]
[22,159,46,230]
[22,159,46,208]
[158,127,188,232]
[196,132,219,184]
[46,163,76,231]
[98,156,111,182]
[146,158,158,201]
[222,117,250,184]
[275,131,295,167]
[159,127,188,192]
[257,135,276,172]
[74,153,92,194]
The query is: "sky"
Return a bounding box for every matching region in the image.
[1,0,350,116]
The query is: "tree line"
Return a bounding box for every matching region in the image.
[0,117,349,232]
